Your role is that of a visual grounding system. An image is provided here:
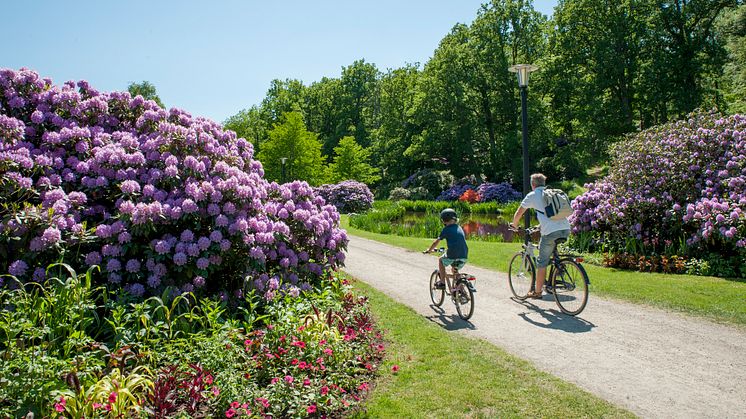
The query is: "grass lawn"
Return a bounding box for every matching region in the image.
[341,216,746,327]
[351,279,633,418]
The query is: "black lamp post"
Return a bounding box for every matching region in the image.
[280,157,287,184]
[508,64,538,233]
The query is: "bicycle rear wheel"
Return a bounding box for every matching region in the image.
[508,252,534,300]
[453,280,474,320]
[552,259,589,316]
[429,270,445,306]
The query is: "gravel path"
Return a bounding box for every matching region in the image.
[344,236,746,419]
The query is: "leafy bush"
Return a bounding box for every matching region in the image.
[388,187,411,201]
[400,169,454,199]
[0,68,347,296]
[476,182,522,203]
[314,180,374,214]
[571,111,746,277]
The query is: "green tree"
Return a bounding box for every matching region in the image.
[223,105,268,151]
[256,112,326,185]
[717,4,746,113]
[328,136,380,184]
[127,81,164,108]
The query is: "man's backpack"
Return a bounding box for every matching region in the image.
[538,188,572,220]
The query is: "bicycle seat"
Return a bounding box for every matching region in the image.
[555,238,567,245]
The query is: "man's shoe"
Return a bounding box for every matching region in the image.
[527,291,543,299]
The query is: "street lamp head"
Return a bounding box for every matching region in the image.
[280,157,287,164]
[508,64,539,87]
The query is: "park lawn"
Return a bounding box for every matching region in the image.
[341,216,746,327]
[351,279,633,418]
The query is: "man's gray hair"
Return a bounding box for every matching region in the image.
[530,173,547,187]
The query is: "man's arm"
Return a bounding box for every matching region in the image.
[511,206,527,229]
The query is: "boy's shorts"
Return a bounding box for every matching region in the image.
[441,257,467,270]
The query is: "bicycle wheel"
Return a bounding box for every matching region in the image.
[552,259,589,316]
[429,270,445,306]
[453,280,475,320]
[508,252,534,300]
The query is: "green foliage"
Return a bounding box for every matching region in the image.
[127,81,164,108]
[718,4,746,113]
[0,263,386,417]
[327,136,380,184]
[257,111,327,185]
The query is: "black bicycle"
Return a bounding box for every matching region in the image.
[508,226,590,316]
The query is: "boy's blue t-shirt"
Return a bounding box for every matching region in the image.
[438,224,468,259]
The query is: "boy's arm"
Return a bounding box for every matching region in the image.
[425,238,441,253]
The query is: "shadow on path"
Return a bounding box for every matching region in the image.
[425,304,476,330]
[513,298,596,333]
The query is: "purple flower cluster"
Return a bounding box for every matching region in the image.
[314,180,373,214]
[571,111,746,257]
[0,68,348,298]
[476,182,522,203]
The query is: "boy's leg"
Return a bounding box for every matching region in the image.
[437,257,447,288]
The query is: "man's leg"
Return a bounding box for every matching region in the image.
[536,266,547,292]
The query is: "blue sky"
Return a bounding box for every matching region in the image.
[2,1,558,123]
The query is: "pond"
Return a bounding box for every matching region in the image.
[398,212,539,242]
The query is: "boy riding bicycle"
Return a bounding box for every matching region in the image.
[425,208,469,290]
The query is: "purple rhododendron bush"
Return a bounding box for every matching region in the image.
[0,68,348,296]
[571,111,746,278]
[0,69,391,418]
[314,180,374,214]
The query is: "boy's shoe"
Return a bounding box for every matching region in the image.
[434,281,446,290]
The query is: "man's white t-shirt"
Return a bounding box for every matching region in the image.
[520,186,571,236]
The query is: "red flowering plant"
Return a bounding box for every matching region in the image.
[458,189,480,203]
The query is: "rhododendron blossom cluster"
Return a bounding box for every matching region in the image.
[571,111,746,262]
[0,68,348,297]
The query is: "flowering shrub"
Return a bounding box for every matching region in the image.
[0,68,348,296]
[458,189,480,203]
[436,183,476,201]
[314,180,373,213]
[571,111,746,276]
[476,182,522,203]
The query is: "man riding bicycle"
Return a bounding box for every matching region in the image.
[511,173,570,299]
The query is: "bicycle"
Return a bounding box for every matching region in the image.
[508,226,590,316]
[424,247,477,320]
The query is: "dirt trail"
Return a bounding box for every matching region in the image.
[344,236,746,418]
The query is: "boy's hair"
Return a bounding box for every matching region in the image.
[530,173,547,188]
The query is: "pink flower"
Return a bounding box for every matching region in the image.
[307,404,317,414]
[392,364,400,373]
[323,348,333,356]
[225,408,236,418]
[303,378,311,386]
[230,401,240,409]
[213,386,221,396]
[54,396,66,412]
[108,392,117,403]
[320,385,329,395]
[284,375,294,384]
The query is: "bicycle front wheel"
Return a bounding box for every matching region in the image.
[508,252,534,300]
[453,280,474,320]
[552,259,589,316]
[429,270,445,306]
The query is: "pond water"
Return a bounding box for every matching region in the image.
[398,212,539,242]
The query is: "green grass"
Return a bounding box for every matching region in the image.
[351,280,633,418]
[341,216,746,326]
